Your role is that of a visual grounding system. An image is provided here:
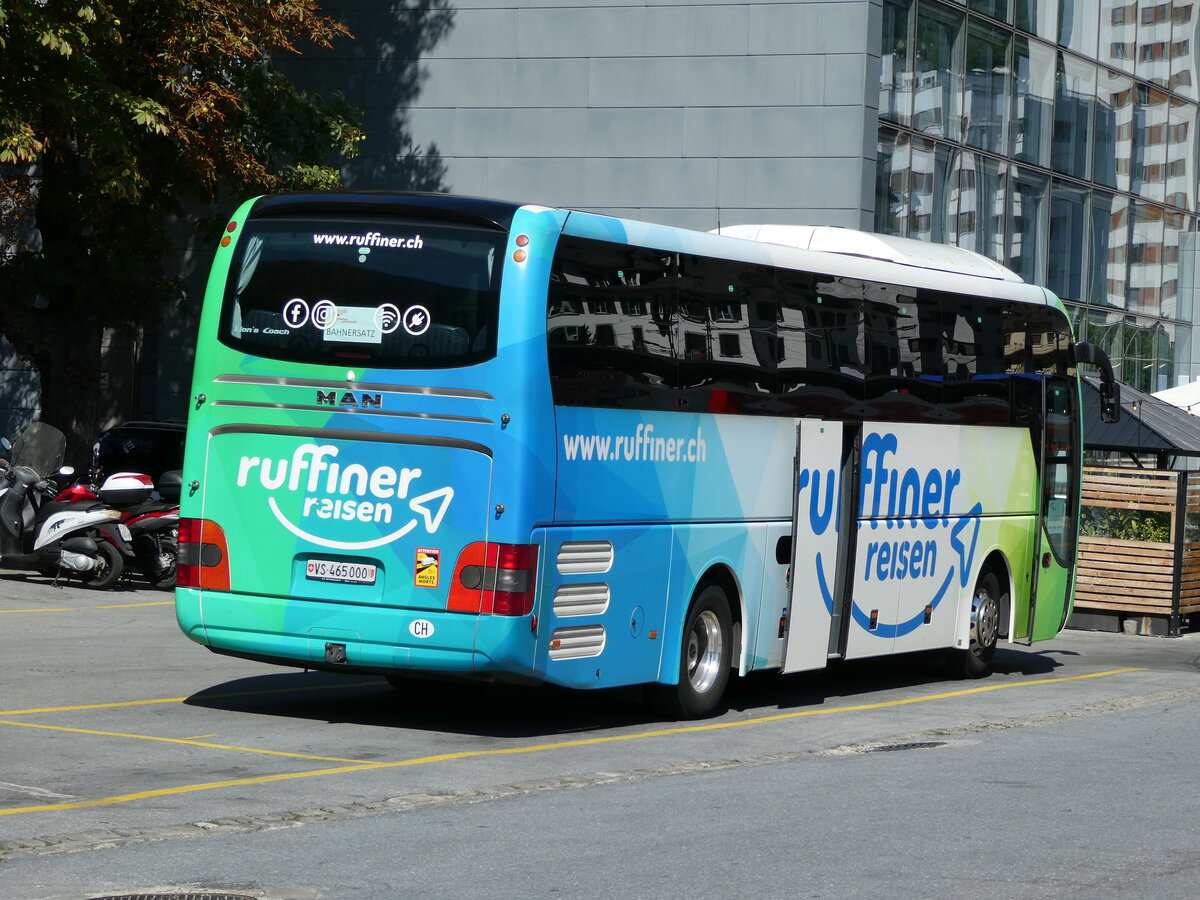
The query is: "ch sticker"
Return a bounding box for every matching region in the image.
[415,547,440,588]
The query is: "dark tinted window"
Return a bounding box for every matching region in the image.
[777,273,867,417]
[675,255,776,414]
[548,239,678,410]
[547,235,1076,432]
[220,217,504,368]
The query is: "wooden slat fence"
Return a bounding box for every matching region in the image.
[1075,467,1200,628]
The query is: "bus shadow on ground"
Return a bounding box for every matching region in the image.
[183,646,1069,739]
[728,645,1068,714]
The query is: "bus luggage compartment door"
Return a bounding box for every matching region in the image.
[783,420,849,674]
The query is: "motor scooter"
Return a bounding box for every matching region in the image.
[0,423,123,586]
[53,468,181,590]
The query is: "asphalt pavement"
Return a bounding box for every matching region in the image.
[1,570,1198,899]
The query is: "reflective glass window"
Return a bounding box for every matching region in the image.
[949,150,1008,261]
[1093,68,1134,190]
[1011,36,1055,165]
[1052,53,1096,179]
[1160,209,1188,320]
[1129,200,1165,316]
[1014,0,1058,40]
[876,128,907,234]
[881,0,913,125]
[1166,97,1197,208]
[967,0,1010,22]
[1086,308,1125,378]
[1122,314,1170,390]
[1134,86,1171,202]
[1135,0,1173,87]
[1154,319,1177,390]
[1009,166,1049,283]
[1048,182,1088,302]
[1089,193,1130,309]
[964,20,1010,154]
[1171,0,1198,99]
[907,136,954,242]
[913,2,964,140]
[1098,0,1138,75]
[1058,0,1100,57]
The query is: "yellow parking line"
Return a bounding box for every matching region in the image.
[0,680,381,717]
[0,719,365,763]
[0,601,173,613]
[0,667,1146,817]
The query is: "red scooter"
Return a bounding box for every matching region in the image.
[55,469,181,590]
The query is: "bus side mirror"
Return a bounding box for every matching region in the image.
[1100,381,1120,424]
[1074,341,1121,424]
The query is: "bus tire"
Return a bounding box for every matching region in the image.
[652,584,733,720]
[948,569,1003,679]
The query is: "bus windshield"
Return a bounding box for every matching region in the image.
[218,217,505,368]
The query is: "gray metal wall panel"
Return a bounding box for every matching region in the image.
[327,0,879,230]
[749,1,872,55]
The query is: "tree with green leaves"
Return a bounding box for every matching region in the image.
[0,0,363,462]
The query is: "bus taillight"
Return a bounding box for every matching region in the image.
[449,542,539,616]
[177,518,231,591]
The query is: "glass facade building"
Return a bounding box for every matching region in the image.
[877,0,1200,392]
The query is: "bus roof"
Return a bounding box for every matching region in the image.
[711,224,1024,284]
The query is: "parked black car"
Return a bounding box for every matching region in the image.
[93,421,186,482]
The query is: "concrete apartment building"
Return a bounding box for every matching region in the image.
[4,0,1198,432]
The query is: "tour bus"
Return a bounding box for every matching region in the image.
[176,192,1118,718]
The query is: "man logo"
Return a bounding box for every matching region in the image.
[375,303,401,334]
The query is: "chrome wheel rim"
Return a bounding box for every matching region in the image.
[686,609,723,694]
[971,586,1000,654]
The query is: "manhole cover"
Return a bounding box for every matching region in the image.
[89,894,256,900]
[861,740,948,753]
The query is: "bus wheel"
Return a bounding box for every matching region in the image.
[949,570,1003,679]
[652,584,732,720]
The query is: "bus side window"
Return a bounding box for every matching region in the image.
[940,294,1010,425]
[863,290,942,420]
[675,256,777,415]
[547,238,678,411]
[776,275,866,419]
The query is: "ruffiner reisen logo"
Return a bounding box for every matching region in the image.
[798,431,982,638]
[235,443,453,550]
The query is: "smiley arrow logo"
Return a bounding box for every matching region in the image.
[950,502,983,588]
[409,486,454,532]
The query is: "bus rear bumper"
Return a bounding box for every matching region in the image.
[175,588,536,677]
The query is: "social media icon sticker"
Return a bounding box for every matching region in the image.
[312,300,338,331]
[283,298,310,328]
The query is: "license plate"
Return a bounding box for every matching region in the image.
[117,524,132,541]
[306,559,377,585]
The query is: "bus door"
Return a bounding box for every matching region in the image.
[783,419,857,673]
[1026,375,1078,642]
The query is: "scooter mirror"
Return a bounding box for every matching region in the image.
[0,437,10,452]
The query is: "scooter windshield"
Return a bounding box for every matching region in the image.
[9,423,66,478]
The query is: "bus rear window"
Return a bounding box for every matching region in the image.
[219,217,504,368]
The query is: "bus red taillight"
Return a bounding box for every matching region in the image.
[448,542,539,616]
[177,518,231,591]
